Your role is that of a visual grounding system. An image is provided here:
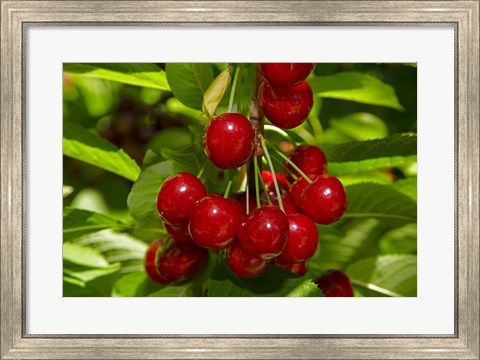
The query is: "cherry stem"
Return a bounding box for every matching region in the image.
[264,124,294,143]
[268,144,313,184]
[253,156,261,209]
[224,179,233,199]
[261,138,284,212]
[256,159,272,206]
[228,65,240,113]
[270,153,297,182]
[197,162,208,180]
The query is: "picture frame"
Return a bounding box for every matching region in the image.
[1,0,478,358]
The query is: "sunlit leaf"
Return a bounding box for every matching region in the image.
[63,242,109,268]
[328,155,417,176]
[309,71,404,111]
[64,63,170,90]
[379,223,417,255]
[63,122,141,181]
[202,68,232,118]
[346,255,417,297]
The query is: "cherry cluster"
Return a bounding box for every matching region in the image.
[144,63,348,290]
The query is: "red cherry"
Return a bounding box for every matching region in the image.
[156,172,207,225]
[261,170,290,197]
[316,269,354,297]
[278,213,319,263]
[259,81,313,129]
[285,145,327,182]
[290,174,320,210]
[238,206,289,260]
[165,222,192,243]
[144,239,169,284]
[189,194,242,250]
[203,113,255,169]
[301,174,347,224]
[260,63,315,87]
[157,241,208,283]
[227,241,268,278]
[266,193,297,215]
[273,258,308,277]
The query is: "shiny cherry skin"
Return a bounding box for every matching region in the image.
[156,172,207,225]
[285,145,327,182]
[189,194,242,250]
[278,213,319,263]
[260,63,315,88]
[259,81,313,129]
[301,174,347,225]
[289,174,320,210]
[144,239,169,284]
[156,241,208,283]
[238,206,289,260]
[265,193,297,215]
[273,258,308,277]
[203,113,255,169]
[261,170,290,197]
[316,269,354,297]
[227,241,268,278]
[165,222,192,243]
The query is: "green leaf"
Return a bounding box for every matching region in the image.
[392,177,417,201]
[64,263,121,283]
[166,63,214,110]
[329,112,389,141]
[147,283,199,297]
[308,218,385,278]
[208,259,324,297]
[202,68,231,118]
[127,160,174,222]
[309,71,404,111]
[112,271,161,297]
[379,223,417,255]
[346,255,417,297]
[344,183,417,226]
[63,122,141,181]
[328,155,417,176]
[325,134,417,162]
[63,207,125,242]
[63,63,170,90]
[63,242,109,268]
[160,146,202,175]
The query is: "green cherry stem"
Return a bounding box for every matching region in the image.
[228,65,241,113]
[253,156,261,209]
[269,153,297,181]
[256,160,272,206]
[197,162,208,180]
[224,179,233,199]
[261,138,284,212]
[267,143,313,184]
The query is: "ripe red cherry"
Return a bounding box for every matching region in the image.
[203,113,255,169]
[144,239,169,284]
[285,145,327,182]
[259,81,313,129]
[273,258,308,276]
[227,241,268,278]
[316,269,354,297]
[238,206,289,260]
[260,63,315,87]
[165,222,192,243]
[290,174,320,210]
[261,170,290,197]
[189,194,242,250]
[231,192,257,216]
[156,241,208,283]
[156,172,206,225]
[301,174,347,224]
[278,213,319,263]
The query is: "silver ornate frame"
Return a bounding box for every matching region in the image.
[1,1,479,359]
